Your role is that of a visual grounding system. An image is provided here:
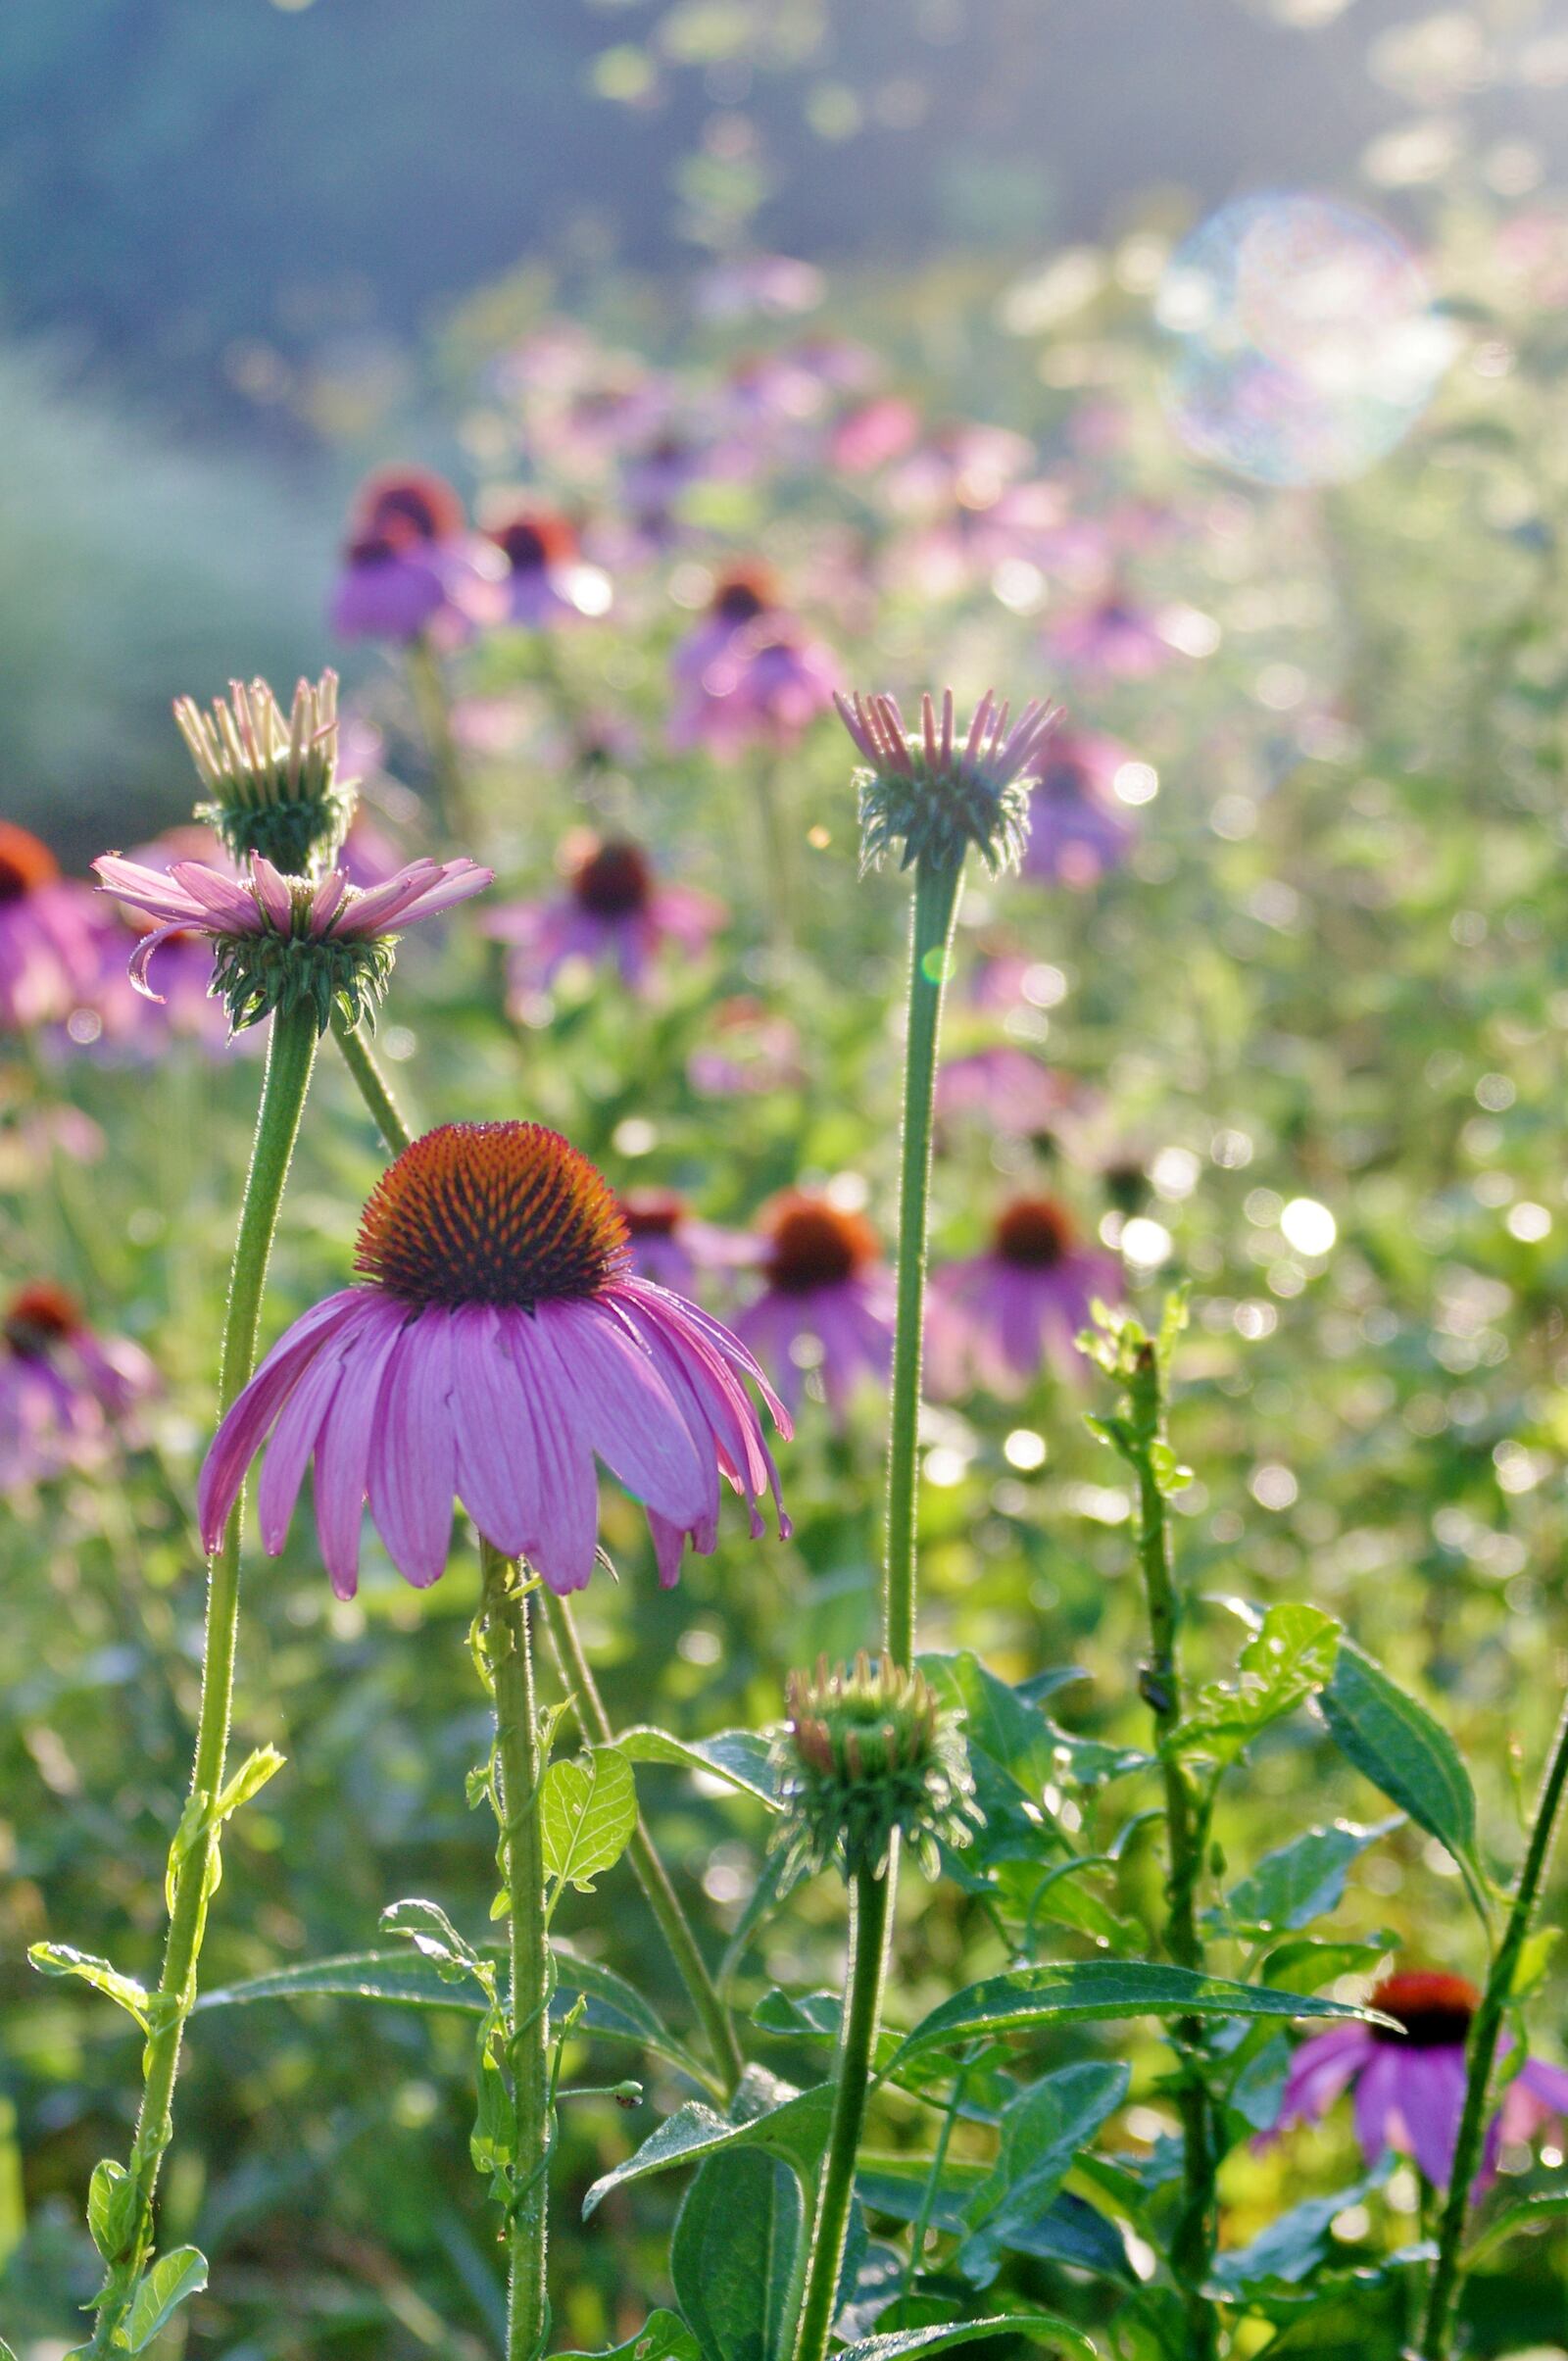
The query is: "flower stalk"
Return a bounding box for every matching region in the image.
[85,998,319,2351]
[329,1017,746,2095]
[1420,1684,1568,2357]
[789,1854,896,2361]
[480,1544,552,2361]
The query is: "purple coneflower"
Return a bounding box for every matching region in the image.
[93,849,491,1031]
[1044,592,1172,678]
[329,467,498,645]
[934,1048,1083,1139]
[0,1282,158,1493]
[670,567,839,759]
[484,834,723,1003]
[484,506,612,628]
[734,1195,894,1419]
[927,1196,1120,1398]
[197,1121,790,1596]
[687,997,804,1099]
[0,825,111,1030]
[1022,731,1138,887]
[618,1189,748,1298]
[76,828,239,1058]
[1266,1970,1568,2189]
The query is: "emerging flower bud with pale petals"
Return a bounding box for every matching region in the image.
[773,1653,980,1886]
[175,672,355,875]
[836,686,1060,877]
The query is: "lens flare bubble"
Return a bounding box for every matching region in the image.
[1156,193,1453,486]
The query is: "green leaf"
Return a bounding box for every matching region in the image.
[583,2084,833,2215]
[855,2149,988,2231]
[890,1961,1385,2070]
[27,1943,151,2032]
[213,1743,286,1822]
[958,2062,1128,2287]
[87,2157,137,2263]
[542,1746,639,1893]
[557,2315,700,2361]
[1174,1604,1341,1760]
[1319,1643,1480,1882]
[124,2244,209,2351]
[1207,2169,1385,2293]
[618,1726,781,1808]
[1216,1820,1399,1935]
[834,2316,1101,2361]
[672,2148,802,2361]
[1465,2189,1568,2268]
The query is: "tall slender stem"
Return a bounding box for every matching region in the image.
[1420,1684,1568,2357]
[481,1545,551,2361]
[89,1002,318,2350]
[1126,1341,1218,2361]
[790,1858,895,2361]
[406,635,477,847]
[540,1589,744,2093]
[883,858,960,1665]
[329,1021,745,2096]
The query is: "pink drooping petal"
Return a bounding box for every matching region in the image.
[93,857,215,930]
[451,1304,542,1560]
[536,1298,710,1529]
[367,858,493,929]
[198,1292,368,1549]
[1255,2025,1371,2150]
[126,924,189,1004]
[367,1311,457,1587]
[503,1309,600,1593]
[257,1332,350,1553]
[647,1508,690,1588]
[1393,2046,1468,2189]
[1351,2046,1400,2172]
[248,856,296,933]
[1504,2056,1568,2140]
[308,870,350,935]
[312,1300,406,1597]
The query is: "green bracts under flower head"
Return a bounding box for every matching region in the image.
[837,686,1060,877]
[773,1651,981,1885]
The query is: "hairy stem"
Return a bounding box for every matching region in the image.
[330,1021,745,2097]
[541,1588,744,2094]
[1126,1341,1219,2361]
[791,1858,895,2361]
[1420,1684,1568,2357]
[90,1001,318,2349]
[884,857,961,1666]
[482,1546,551,2361]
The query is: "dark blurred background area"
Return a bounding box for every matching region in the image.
[3,0,1567,819]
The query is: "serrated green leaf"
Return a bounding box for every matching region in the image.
[1175,1603,1341,1760]
[1319,1643,1480,1884]
[542,1746,639,1893]
[672,2147,801,2361]
[28,1943,151,2032]
[618,1726,780,1807]
[583,2083,833,2214]
[890,1961,1389,2070]
[124,2244,208,2351]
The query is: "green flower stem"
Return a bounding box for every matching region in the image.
[90,1000,318,2351]
[481,1545,552,2361]
[884,857,961,1666]
[791,1855,895,2361]
[1126,1341,1219,2361]
[541,1588,744,2094]
[330,1019,745,2095]
[755,752,797,955]
[406,634,477,847]
[1420,1684,1568,2359]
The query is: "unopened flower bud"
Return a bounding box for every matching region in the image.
[176,672,355,873]
[773,1652,980,1886]
[837,687,1059,878]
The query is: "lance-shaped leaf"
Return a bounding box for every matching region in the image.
[834,2317,1101,2361]
[618,1726,781,1808]
[583,2083,833,2215]
[1173,1603,1340,1760]
[28,1943,152,2032]
[671,2148,803,2361]
[542,1746,639,1893]
[889,1960,1390,2071]
[1319,1644,1480,1889]
[87,2158,137,2263]
[556,2314,700,2361]
[1206,2165,1388,2294]
[123,2246,209,2352]
[1212,1819,1400,1936]
[958,2062,1129,2287]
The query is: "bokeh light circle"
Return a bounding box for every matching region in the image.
[1156,193,1453,486]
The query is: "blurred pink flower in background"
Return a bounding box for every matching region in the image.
[1044,590,1172,677]
[617,1188,750,1298]
[74,827,237,1058]
[927,1196,1119,1397]
[1021,730,1138,886]
[0,824,113,1032]
[687,998,804,1098]
[735,1193,894,1419]
[484,834,723,1003]
[935,1048,1087,1139]
[483,505,612,628]
[329,467,501,645]
[0,1281,158,1494]
[669,566,839,757]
